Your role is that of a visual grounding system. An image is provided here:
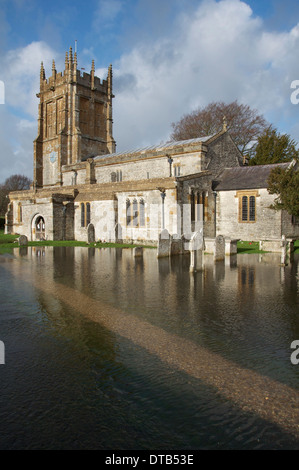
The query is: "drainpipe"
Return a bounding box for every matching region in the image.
[167,155,173,177]
[213,190,217,237]
[158,189,166,230]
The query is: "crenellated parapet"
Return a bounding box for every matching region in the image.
[38,47,112,96]
[34,46,116,188]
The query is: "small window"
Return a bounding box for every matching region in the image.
[86,202,91,226]
[133,199,138,227]
[18,203,22,223]
[81,203,85,227]
[81,202,91,227]
[174,164,181,177]
[242,196,248,221]
[139,199,145,227]
[126,199,132,226]
[249,196,255,222]
[238,192,257,223]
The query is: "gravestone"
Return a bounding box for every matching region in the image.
[18,235,28,246]
[171,235,183,255]
[214,235,225,261]
[157,229,171,258]
[87,224,95,244]
[189,229,205,272]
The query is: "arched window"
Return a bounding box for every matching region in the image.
[190,190,195,222]
[111,172,116,182]
[238,192,257,223]
[242,196,248,221]
[139,199,145,227]
[18,203,22,223]
[133,199,138,227]
[81,202,91,227]
[81,203,85,227]
[86,203,91,226]
[249,196,255,222]
[126,199,132,226]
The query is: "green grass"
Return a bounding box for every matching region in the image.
[237,240,264,254]
[1,230,298,255]
[0,229,155,254]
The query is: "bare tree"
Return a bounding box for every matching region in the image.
[170,100,268,155]
[0,174,32,216]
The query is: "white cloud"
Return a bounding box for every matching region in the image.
[111,0,299,151]
[2,41,59,117]
[92,0,123,32]
[0,41,58,182]
[1,0,299,183]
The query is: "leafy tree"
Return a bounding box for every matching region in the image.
[249,126,299,166]
[267,165,299,217]
[170,100,268,155]
[0,174,32,216]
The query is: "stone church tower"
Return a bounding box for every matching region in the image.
[34,47,116,188]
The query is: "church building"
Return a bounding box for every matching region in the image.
[5,49,299,248]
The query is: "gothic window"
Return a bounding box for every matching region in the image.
[46,101,55,138]
[86,203,91,226]
[18,203,22,223]
[190,190,195,223]
[111,172,117,182]
[238,192,257,223]
[126,199,132,226]
[81,203,85,227]
[56,97,65,134]
[79,97,90,135]
[81,202,91,227]
[201,192,206,222]
[249,196,255,222]
[139,199,145,227]
[133,199,139,227]
[174,164,181,176]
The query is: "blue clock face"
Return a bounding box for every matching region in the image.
[50,151,57,163]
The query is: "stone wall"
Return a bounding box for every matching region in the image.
[216,188,282,240]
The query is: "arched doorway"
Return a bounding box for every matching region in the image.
[35,216,45,240]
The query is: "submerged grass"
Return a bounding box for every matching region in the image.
[0,230,155,254]
[0,230,298,255]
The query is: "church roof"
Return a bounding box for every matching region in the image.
[213,162,291,191]
[92,134,216,162]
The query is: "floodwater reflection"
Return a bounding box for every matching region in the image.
[0,246,298,450]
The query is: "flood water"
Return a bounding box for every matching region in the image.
[0,246,298,450]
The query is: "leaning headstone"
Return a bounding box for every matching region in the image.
[18,235,28,246]
[87,223,95,244]
[182,233,192,253]
[171,235,183,255]
[157,229,171,258]
[214,235,225,261]
[189,229,205,272]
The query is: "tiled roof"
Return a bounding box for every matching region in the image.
[92,135,216,162]
[213,162,291,191]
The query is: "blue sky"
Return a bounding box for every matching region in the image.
[1,0,299,181]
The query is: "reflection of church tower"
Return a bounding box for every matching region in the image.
[34,47,116,187]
